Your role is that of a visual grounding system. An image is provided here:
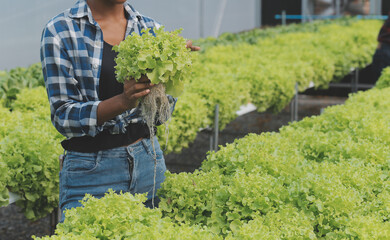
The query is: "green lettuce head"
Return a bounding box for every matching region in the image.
[113,27,192,97]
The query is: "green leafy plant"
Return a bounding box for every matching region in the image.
[194,17,364,52]
[0,160,10,207]
[0,63,44,108]
[160,19,380,153]
[375,66,390,89]
[159,87,390,238]
[34,86,390,239]
[34,190,221,240]
[114,27,194,206]
[0,19,384,224]
[0,87,63,220]
[114,27,192,97]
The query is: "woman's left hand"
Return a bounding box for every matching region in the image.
[186,40,201,51]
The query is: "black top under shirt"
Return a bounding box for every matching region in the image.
[99,41,123,101]
[61,41,150,153]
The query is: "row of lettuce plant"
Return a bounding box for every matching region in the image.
[0,19,382,220]
[158,19,381,153]
[158,83,390,239]
[193,17,361,51]
[0,87,63,219]
[0,62,49,215]
[0,63,43,108]
[35,78,390,239]
[376,66,390,89]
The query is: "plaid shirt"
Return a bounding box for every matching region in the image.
[41,0,175,139]
[378,12,390,44]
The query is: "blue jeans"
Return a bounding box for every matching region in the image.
[59,136,166,222]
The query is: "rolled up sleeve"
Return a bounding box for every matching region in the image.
[41,26,102,138]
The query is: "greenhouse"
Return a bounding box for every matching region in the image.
[1,0,389,239]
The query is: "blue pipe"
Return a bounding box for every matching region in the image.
[274,14,388,20]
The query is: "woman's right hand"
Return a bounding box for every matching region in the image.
[121,75,154,110]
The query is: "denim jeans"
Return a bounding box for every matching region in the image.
[59,136,166,222]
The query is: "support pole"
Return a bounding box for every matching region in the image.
[199,0,204,38]
[335,0,341,17]
[214,0,228,38]
[294,83,299,121]
[282,10,286,26]
[50,210,58,235]
[214,104,219,151]
[209,104,220,152]
[290,96,294,122]
[352,68,359,93]
[302,0,308,23]
[370,0,382,15]
[257,0,262,28]
[291,83,299,122]
[370,0,376,15]
[210,133,213,152]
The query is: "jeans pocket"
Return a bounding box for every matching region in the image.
[155,148,165,163]
[63,151,100,174]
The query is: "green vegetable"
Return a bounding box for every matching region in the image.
[0,160,10,207]
[113,27,192,97]
[0,87,63,220]
[159,87,390,238]
[375,66,390,89]
[35,84,390,239]
[194,17,364,52]
[0,19,384,224]
[0,63,44,108]
[33,190,221,240]
[159,19,380,153]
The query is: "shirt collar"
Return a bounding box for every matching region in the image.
[124,3,142,21]
[68,0,141,25]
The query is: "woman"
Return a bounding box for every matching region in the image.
[40,0,199,222]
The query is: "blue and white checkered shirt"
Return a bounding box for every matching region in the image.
[41,0,174,139]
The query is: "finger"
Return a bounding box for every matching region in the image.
[133,82,153,91]
[186,40,200,51]
[123,78,136,85]
[132,89,150,99]
[137,77,155,87]
[138,75,151,83]
[186,40,193,49]
[124,83,150,96]
[124,76,150,85]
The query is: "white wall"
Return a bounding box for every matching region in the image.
[131,0,258,39]
[0,0,73,70]
[0,0,259,70]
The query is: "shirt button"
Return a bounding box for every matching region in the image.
[93,64,99,69]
